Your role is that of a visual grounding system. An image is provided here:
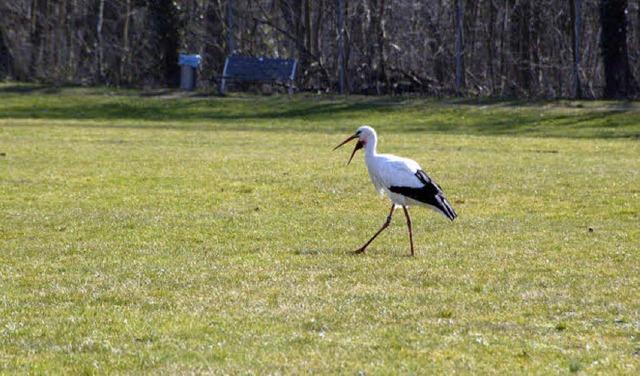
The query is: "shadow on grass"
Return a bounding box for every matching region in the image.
[1,84,638,139]
[0,87,404,124]
[0,100,393,121]
[0,84,62,95]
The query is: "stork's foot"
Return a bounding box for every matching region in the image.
[351,247,366,255]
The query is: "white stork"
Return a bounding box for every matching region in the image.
[334,125,457,256]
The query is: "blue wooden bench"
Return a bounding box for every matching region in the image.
[220,56,297,95]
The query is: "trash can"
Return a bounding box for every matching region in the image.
[178,54,202,90]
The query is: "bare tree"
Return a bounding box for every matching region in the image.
[571,0,583,98]
[119,0,132,85]
[96,0,105,83]
[202,0,227,84]
[0,0,638,98]
[147,0,180,87]
[0,11,14,79]
[600,0,637,98]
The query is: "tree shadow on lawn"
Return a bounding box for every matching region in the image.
[0,94,404,126]
[398,109,640,139]
[1,86,638,139]
[451,96,640,111]
[0,84,62,95]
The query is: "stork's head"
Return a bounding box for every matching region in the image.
[333,126,377,164]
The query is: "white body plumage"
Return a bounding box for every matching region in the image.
[357,126,456,219]
[334,125,457,255]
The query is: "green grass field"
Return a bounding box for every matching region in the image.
[1,84,639,374]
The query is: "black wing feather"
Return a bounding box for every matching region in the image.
[388,170,457,220]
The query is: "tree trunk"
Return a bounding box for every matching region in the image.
[509,0,532,96]
[0,17,14,79]
[487,0,495,94]
[29,0,46,80]
[280,0,316,84]
[599,0,637,98]
[570,0,582,98]
[95,0,105,84]
[374,0,389,94]
[119,0,131,85]
[204,0,226,80]
[455,0,464,95]
[148,0,180,87]
[499,0,509,95]
[424,7,445,91]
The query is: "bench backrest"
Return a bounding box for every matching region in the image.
[222,56,297,82]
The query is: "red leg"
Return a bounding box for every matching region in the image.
[353,204,396,254]
[402,206,414,256]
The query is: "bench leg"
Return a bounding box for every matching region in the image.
[220,78,227,94]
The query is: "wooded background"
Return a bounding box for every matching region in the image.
[0,0,638,98]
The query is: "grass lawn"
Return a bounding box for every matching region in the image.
[0,84,639,374]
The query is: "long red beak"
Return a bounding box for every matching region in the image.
[333,135,363,165]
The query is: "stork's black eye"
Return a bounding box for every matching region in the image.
[355,130,361,136]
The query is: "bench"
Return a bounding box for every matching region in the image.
[220,56,297,95]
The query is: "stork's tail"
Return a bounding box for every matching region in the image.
[389,169,458,221]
